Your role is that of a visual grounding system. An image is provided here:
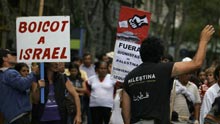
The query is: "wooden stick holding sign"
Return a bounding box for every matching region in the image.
[39,0,45,104]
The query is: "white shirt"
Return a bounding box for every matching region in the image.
[200,83,220,124]
[173,80,201,121]
[80,64,96,78]
[109,89,124,124]
[88,74,116,108]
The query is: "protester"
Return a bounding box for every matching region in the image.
[109,82,124,124]
[161,54,174,63]
[98,53,110,63]
[0,49,37,124]
[14,63,29,77]
[80,53,95,124]
[198,69,209,100]
[205,67,216,87]
[200,65,220,124]
[122,25,215,124]
[197,69,207,85]
[71,56,88,81]
[204,96,220,123]
[31,62,81,124]
[57,62,65,74]
[172,57,201,124]
[80,53,96,78]
[87,61,116,124]
[67,63,87,124]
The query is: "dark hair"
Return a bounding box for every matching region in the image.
[161,54,174,62]
[14,63,29,72]
[214,65,220,80]
[94,61,108,72]
[97,53,107,61]
[72,56,81,62]
[140,36,164,63]
[0,49,13,67]
[83,52,92,59]
[68,63,82,80]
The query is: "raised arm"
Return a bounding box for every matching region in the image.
[172,25,215,77]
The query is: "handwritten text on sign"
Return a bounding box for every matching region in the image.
[16,16,70,62]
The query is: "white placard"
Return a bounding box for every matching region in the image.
[16,16,70,62]
[111,40,142,82]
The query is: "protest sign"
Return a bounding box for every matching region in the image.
[16,16,70,62]
[111,6,151,82]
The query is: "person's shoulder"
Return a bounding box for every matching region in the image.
[159,62,175,66]
[106,74,111,77]
[188,81,197,87]
[80,69,87,74]
[206,83,218,93]
[5,68,18,74]
[88,74,97,80]
[79,64,84,68]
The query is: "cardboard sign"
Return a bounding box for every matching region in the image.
[16,16,70,62]
[111,6,151,82]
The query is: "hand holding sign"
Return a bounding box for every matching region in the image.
[16,16,71,104]
[38,80,45,87]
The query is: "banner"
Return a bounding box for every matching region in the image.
[111,6,151,82]
[16,16,70,62]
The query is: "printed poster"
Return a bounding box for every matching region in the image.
[111,6,151,82]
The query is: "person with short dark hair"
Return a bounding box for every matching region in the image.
[122,25,215,124]
[161,54,174,63]
[0,49,37,124]
[80,53,96,78]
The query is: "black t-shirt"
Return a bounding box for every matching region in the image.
[123,62,174,124]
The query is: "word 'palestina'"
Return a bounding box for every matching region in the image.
[19,47,67,60]
[116,59,138,66]
[128,74,156,84]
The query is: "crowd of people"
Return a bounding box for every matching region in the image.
[0,24,218,124]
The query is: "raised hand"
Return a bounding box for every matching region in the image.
[200,25,215,44]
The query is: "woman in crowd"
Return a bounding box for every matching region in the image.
[32,62,81,124]
[14,63,29,77]
[87,61,116,124]
[67,63,87,124]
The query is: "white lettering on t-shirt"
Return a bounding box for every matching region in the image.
[133,91,149,101]
[128,74,156,84]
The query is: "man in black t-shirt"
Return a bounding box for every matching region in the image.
[122,25,215,124]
